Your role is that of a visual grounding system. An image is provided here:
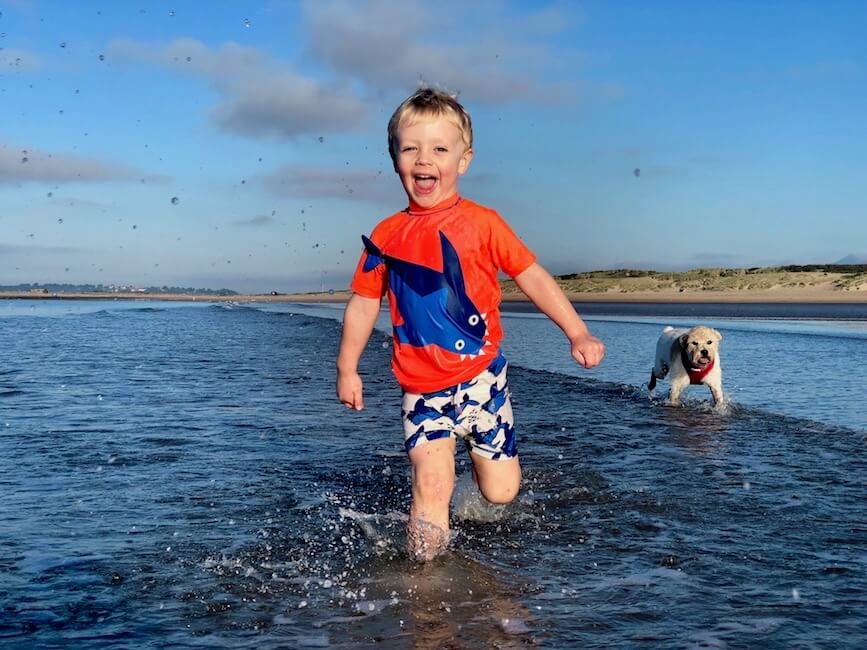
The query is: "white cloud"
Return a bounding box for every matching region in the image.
[301,0,577,104]
[233,215,276,227]
[107,38,369,139]
[0,143,157,184]
[258,164,401,203]
[0,47,42,73]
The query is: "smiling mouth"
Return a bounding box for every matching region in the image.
[413,174,437,192]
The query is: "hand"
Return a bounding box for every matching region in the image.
[571,333,605,369]
[337,370,364,410]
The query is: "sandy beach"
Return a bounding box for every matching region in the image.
[2,286,866,304]
[5,267,867,304]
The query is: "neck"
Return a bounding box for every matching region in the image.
[407,194,460,215]
[680,347,715,384]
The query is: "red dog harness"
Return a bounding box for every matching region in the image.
[681,348,715,385]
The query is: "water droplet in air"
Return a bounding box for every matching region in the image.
[633,168,641,177]
[57,218,63,224]
[98,54,105,61]
[59,42,66,48]
[47,192,53,198]
[169,10,176,17]
[244,18,251,28]
[21,157,28,163]
[170,196,179,205]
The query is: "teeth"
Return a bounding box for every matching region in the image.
[460,354,466,361]
[480,313,487,319]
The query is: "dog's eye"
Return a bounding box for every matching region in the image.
[707,340,713,345]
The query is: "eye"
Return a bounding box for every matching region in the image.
[401,146,417,153]
[706,340,713,345]
[468,314,480,326]
[435,146,448,153]
[455,339,465,351]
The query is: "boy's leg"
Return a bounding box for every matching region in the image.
[470,454,521,504]
[407,437,456,560]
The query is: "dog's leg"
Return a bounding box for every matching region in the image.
[708,383,724,407]
[668,376,689,407]
[648,371,657,391]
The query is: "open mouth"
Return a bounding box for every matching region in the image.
[413,174,437,193]
[696,357,711,366]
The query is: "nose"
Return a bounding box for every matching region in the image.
[414,148,432,165]
[700,348,709,357]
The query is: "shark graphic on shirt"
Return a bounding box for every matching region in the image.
[361,231,488,356]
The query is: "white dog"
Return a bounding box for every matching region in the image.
[648,326,724,406]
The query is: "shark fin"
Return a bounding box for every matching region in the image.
[361,235,384,272]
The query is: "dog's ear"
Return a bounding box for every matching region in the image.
[712,328,722,342]
[678,333,690,348]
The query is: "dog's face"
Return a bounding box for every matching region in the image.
[679,326,722,368]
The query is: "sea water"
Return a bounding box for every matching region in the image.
[1,299,865,648]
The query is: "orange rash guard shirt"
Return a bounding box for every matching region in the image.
[350,195,536,393]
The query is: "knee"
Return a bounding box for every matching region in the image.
[479,479,520,505]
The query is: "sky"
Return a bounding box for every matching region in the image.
[1,0,866,293]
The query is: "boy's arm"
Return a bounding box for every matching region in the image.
[513,262,605,369]
[336,293,382,410]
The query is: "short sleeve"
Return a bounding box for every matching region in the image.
[349,239,387,298]
[487,211,536,277]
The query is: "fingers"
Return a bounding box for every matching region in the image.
[573,340,605,369]
[339,389,364,410]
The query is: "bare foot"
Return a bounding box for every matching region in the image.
[407,518,449,562]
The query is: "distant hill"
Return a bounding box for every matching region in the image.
[496,264,867,296]
[0,283,238,296]
[834,254,867,265]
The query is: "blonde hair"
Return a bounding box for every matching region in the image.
[387,87,473,166]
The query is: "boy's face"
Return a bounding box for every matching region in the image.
[394,114,473,209]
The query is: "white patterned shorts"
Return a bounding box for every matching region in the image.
[401,353,516,460]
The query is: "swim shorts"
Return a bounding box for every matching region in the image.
[401,352,517,460]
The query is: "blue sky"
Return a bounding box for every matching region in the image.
[2,0,866,293]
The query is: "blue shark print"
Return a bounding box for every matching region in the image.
[482,382,509,415]
[361,232,487,355]
[406,397,445,425]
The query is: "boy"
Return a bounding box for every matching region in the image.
[336,88,604,561]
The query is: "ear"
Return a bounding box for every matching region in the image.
[712,329,722,342]
[457,148,473,175]
[678,333,690,348]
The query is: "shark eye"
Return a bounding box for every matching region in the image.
[455,339,465,351]
[468,314,480,326]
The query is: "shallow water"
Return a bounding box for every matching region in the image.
[1,300,865,647]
